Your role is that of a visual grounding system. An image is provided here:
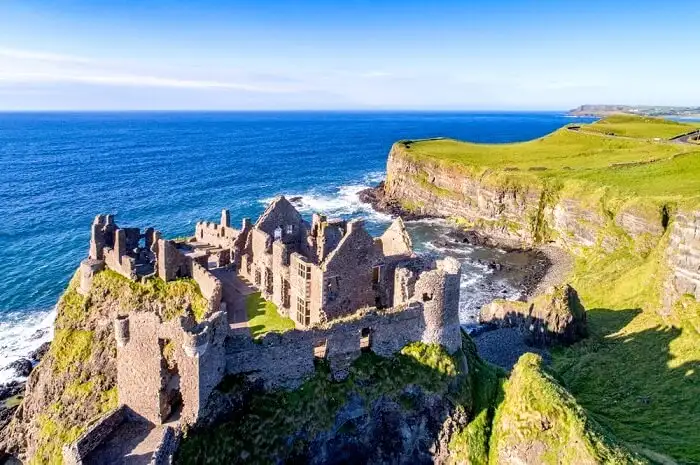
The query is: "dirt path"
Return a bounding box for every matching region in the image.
[211,268,253,335]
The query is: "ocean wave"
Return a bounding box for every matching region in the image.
[0,307,56,384]
[259,173,392,224]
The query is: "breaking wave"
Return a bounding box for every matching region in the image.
[0,307,55,384]
[259,171,392,226]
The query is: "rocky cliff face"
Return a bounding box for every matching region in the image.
[664,212,700,311]
[384,144,539,244]
[382,142,696,313]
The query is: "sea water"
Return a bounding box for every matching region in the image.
[0,111,594,382]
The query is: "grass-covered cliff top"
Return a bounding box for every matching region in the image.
[399,114,700,201]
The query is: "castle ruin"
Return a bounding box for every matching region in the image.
[64,196,463,464]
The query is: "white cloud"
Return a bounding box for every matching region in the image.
[0,47,301,94]
[0,47,91,64]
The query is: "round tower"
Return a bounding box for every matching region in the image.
[415,257,462,353]
[182,325,210,358]
[78,258,105,296]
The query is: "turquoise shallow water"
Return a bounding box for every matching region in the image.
[0,111,593,381]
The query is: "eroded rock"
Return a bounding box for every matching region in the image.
[479,284,587,346]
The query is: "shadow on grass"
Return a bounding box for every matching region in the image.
[245,292,294,339]
[552,307,700,463]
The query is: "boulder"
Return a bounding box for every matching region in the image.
[479,284,587,346]
[6,359,33,378]
[28,342,50,363]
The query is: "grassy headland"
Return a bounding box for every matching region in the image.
[400,115,700,203]
[396,114,700,462]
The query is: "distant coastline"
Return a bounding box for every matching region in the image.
[568,104,700,118]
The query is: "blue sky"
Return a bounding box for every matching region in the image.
[0,0,698,110]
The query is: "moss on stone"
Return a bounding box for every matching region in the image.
[92,270,208,323]
[177,342,467,464]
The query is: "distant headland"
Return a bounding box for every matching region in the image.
[568,104,700,118]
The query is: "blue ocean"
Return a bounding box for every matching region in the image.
[0,111,592,382]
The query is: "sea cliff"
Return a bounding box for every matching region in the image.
[363,116,700,462]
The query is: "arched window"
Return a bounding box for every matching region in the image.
[274,226,282,240]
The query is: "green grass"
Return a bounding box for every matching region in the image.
[549,235,700,463]
[448,333,507,464]
[245,292,295,338]
[92,270,208,322]
[490,353,645,464]
[49,329,93,374]
[580,114,699,139]
[177,342,467,465]
[400,115,700,205]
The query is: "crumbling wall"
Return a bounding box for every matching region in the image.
[195,221,239,250]
[78,259,105,296]
[115,310,228,427]
[321,220,383,320]
[379,217,413,257]
[115,313,165,424]
[61,406,127,465]
[191,262,222,315]
[157,239,191,282]
[225,303,427,388]
[255,196,305,241]
[150,426,181,465]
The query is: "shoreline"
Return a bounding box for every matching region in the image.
[358,183,572,299]
[358,182,574,370]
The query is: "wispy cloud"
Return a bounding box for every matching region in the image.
[0,47,91,64]
[0,47,301,94]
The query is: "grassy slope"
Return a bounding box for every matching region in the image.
[552,238,700,463]
[245,292,295,338]
[403,115,700,462]
[402,115,700,203]
[490,353,645,465]
[579,114,699,139]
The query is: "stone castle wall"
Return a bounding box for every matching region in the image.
[115,310,228,426]
[225,257,462,388]
[225,302,426,388]
[195,221,239,250]
[62,406,127,465]
[191,262,223,315]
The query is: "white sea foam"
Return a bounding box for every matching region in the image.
[260,171,392,224]
[0,307,56,384]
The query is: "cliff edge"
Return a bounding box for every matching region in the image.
[373,114,700,463]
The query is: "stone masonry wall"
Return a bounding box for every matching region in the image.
[62,406,127,465]
[191,262,222,315]
[226,257,461,388]
[225,303,428,388]
[195,221,239,250]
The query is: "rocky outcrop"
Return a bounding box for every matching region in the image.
[480,284,587,346]
[379,142,671,253]
[382,144,540,244]
[664,211,700,311]
[490,353,645,464]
